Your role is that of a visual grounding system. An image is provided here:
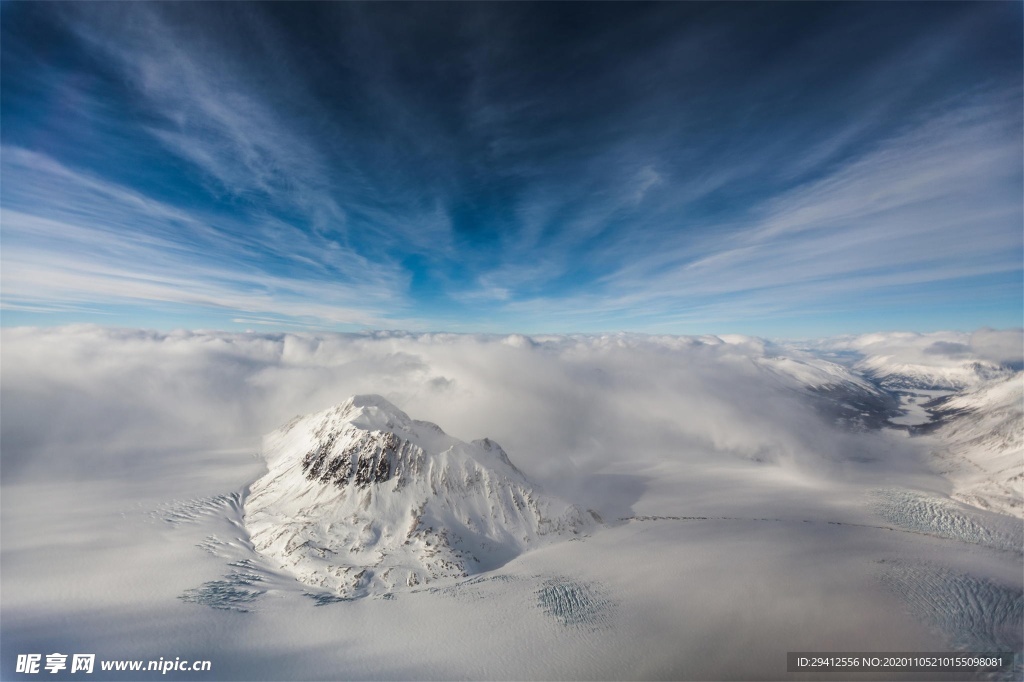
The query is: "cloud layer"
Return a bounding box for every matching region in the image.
[821,329,1023,366]
[4,325,1020,679]
[2,326,935,497]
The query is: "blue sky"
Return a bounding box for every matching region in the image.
[1,2,1021,336]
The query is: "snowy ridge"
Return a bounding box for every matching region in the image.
[927,373,1024,518]
[804,331,1020,391]
[245,395,592,597]
[755,351,899,429]
[856,355,1012,391]
[757,353,879,392]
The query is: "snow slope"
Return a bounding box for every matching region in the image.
[245,395,592,597]
[807,331,1020,390]
[926,373,1024,518]
[753,351,899,429]
[858,355,1011,391]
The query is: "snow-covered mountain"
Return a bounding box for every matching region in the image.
[856,356,1012,391]
[926,373,1024,518]
[756,352,900,428]
[805,331,1019,391]
[244,395,593,597]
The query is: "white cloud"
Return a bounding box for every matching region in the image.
[66,6,326,207]
[814,328,1024,369]
[553,92,1023,326]
[433,85,1022,332]
[5,7,1019,334]
[59,3,455,258]
[0,149,411,326]
[1,326,922,494]
[629,165,663,204]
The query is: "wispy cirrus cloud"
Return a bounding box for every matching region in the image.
[1,2,1020,333]
[1,148,411,327]
[496,90,1022,332]
[65,5,336,214]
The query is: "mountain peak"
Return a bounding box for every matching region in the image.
[246,397,592,597]
[342,393,409,416]
[334,393,416,432]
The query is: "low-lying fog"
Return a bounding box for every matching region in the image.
[2,326,1021,680]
